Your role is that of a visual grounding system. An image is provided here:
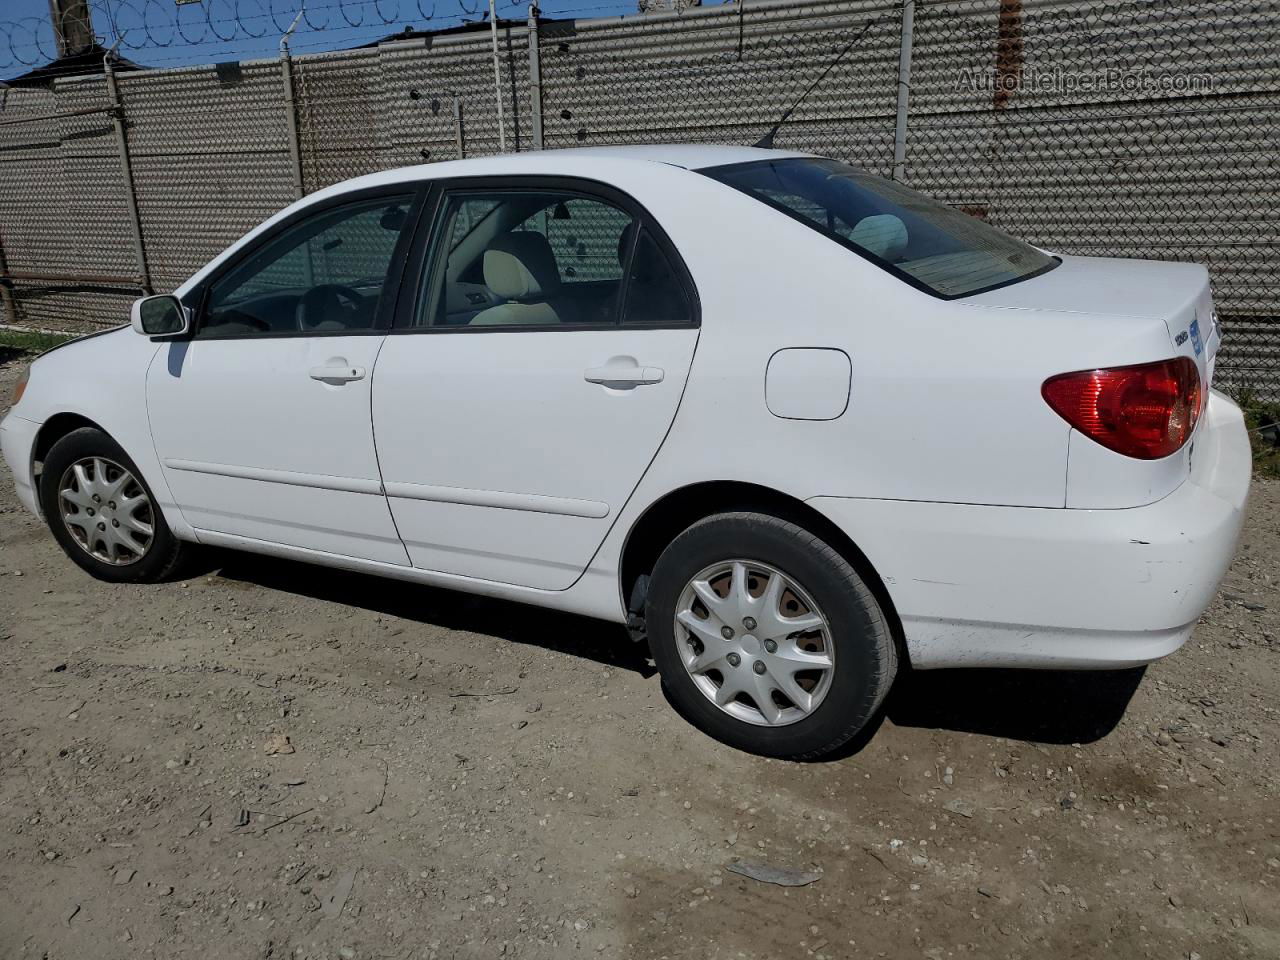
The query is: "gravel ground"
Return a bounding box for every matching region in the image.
[1,355,1278,960]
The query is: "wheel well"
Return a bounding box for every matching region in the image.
[619,481,906,661]
[32,413,105,475]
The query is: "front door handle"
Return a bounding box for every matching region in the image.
[309,364,366,384]
[584,364,664,388]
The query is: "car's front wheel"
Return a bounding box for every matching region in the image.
[38,426,190,583]
[646,512,897,759]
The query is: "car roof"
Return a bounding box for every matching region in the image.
[175,145,809,297]
[304,144,810,203]
[512,143,809,168]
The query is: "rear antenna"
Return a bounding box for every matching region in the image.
[753,18,878,149]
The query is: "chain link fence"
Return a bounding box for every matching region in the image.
[1,0,1277,397]
[535,1,901,166]
[903,0,1280,400]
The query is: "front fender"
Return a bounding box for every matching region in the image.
[16,329,195,540]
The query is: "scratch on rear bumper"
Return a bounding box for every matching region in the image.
[807,391,1250,669]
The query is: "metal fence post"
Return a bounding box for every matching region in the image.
[0,87,15,321]
[0,239,18,325]
[528,1,544,151]
[103,49,151,294]
[891,0,914,181]
[488,0,508,152]
[280,10,306,200]
[453,97,466,159]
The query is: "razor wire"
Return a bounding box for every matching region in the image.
[0,0,474,71]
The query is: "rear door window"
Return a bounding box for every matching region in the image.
[413,186,697,330]
[513,197,633,285]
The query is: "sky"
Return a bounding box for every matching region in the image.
[1,0,649,77]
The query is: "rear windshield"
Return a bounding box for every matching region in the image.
[701,157,1058,299]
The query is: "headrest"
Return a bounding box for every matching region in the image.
[850,214,908,262]
[484,232,561,301]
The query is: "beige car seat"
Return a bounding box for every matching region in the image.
[470,232,574,326]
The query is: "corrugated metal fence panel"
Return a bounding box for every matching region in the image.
[32,76,137,329]
[292,30,532,188]
[294,48,384,191]
[377,42,449,170]
[905,0,1280,398]
[54,75,133,278]
[908,0,1280,121]
[377,28,532,163]
[0,87,67,276]
[0,83,135,330]
[118,60,297,290]
[538,0,902,173]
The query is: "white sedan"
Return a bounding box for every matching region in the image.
[1,145,1252,758]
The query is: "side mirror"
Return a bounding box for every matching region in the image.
[130,295,190,338]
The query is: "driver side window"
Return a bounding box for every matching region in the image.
[198,194,414,338]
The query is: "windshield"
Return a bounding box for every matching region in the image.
[701,157,1058,299]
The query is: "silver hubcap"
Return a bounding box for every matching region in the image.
[58,457,154,565]
[674,560,834,727]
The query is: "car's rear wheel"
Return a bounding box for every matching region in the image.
[646,512,897,759]
[39,427,189,583]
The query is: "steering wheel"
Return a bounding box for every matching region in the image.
[296,283,366,332]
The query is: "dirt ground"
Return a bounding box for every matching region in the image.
[1,355,1278,960]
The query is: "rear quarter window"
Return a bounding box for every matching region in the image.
[702,157,1058,299]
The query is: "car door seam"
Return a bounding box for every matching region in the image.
[558,326,704,595]
[367,331,413,564]
[141,341,192,529]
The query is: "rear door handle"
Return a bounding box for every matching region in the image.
[309,364,366,384]
[584,364,664,387]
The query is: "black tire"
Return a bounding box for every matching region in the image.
[646,512,897,760]
[38,426,190,583]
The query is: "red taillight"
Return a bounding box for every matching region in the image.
[1042,357,1202,460]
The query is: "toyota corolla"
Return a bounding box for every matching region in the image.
[0,145,1251,758]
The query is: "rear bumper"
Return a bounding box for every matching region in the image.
[0,411,42,518]
[809,390,1251,669]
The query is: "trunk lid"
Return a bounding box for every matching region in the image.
[971,254,1220,391]
[968,254,1221,508]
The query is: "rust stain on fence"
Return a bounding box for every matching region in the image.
[993,0,1024,111]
